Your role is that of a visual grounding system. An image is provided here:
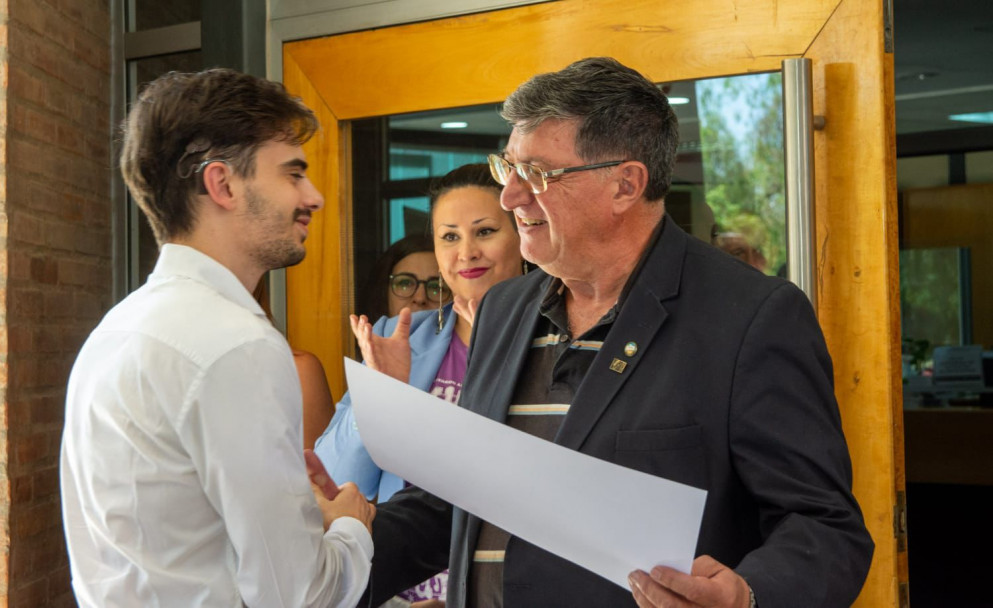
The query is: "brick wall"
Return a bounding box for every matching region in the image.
[1,0,112,605]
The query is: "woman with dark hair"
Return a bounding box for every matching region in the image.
[360,234,447,322]
[313,163,525,607]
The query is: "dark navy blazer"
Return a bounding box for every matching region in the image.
[365,217,873,608]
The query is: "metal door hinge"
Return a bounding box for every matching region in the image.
[894,490,907,551]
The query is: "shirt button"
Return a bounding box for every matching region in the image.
[559,334,570,343]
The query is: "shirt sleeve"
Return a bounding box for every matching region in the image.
[179,336,373,608]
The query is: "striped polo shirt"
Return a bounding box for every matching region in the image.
[467,279,618,608]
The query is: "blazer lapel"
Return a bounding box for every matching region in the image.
[465,278,546,424]
[555,217,687,451]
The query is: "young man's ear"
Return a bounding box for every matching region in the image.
[200,161,237,210]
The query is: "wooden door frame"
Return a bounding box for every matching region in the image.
[279,1,904,605]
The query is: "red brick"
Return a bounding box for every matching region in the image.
[11,501,60,540]
[7,251,33,282]
[7,64,46,107]
[4,0,113,601]
[43,224,76,254]
[33,468,60,500]
[8,325,35,352]
[84,132,110,160]
[10,289,43,319]
[40,358,73,387]
[6,390,30,430]
[28,526,68,571]
[75,227,110,257]
[61,192,85,222]
[30,257,59,284]
[6,578,46,607]
[36,327,62,354]
[48,572,74,607]
[9,476,33,504]
[31,395,64,427]
[55,122,82,151]
[52,0,85,30]
[8,1,50,40]
[13,433,50,468]
[10,213,44,248]
[72,27,110,72]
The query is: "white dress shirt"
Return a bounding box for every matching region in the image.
[60,244,372,607]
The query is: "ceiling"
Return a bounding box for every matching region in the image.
[391,1,993,143]
[893,0,993,134]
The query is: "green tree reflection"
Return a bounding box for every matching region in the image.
[697,73,785,275]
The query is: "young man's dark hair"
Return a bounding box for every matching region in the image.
[120,68,319,244]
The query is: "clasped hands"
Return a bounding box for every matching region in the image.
[303,449,375,533]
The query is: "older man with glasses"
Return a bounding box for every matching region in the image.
[363,57,873,608]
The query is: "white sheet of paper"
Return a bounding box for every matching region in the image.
[345,358,707,587]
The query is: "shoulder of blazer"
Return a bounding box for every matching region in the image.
[478,270,550,317]
[468,272,550,352]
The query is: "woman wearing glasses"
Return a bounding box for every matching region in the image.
[359,234,446,322]
[313,163,523,607]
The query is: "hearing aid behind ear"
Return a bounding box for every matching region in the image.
[176,137,212,179]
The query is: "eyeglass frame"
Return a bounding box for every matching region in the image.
[487,153,626,194]
[388,272,451,302]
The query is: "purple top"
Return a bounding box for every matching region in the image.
[428,333,468,404]
[397,334,467,602]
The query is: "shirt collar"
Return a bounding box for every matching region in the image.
[149,244,268,320]
[536,216,665,336]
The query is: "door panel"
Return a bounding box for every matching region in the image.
[282,1,903,605]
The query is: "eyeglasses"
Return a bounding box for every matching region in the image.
[487,154,626,194]
[389,273,451,302]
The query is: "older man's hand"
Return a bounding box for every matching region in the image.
[629,555,751,608]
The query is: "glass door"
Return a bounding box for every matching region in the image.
[280,5,901,602]
[349,71,787,323]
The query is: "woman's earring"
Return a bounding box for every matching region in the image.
[522,260,529,275]
[436,276,445,334]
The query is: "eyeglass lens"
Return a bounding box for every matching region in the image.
[390,273,450,301]
[488,155,546,194]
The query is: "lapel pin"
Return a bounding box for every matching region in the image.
[609,358,627,374]
[624,341,638,357]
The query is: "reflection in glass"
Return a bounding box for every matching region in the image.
[351,72,787,309]
[900,247,970,364]
[696,73,785,276]
[351,105,506,299]
[389,197,431,243]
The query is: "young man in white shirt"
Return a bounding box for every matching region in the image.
[60,68,375,607]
